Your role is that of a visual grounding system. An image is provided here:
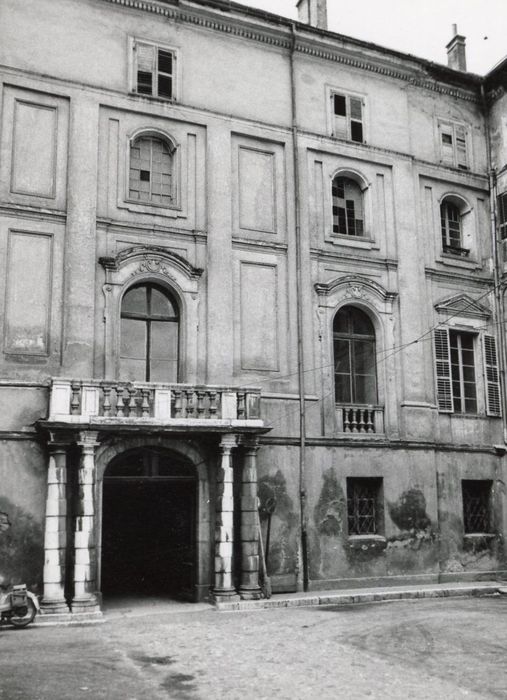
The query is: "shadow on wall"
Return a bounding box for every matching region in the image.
[258,470,298,576]
[0,496,43,593]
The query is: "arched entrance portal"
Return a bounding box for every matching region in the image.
[101,447,197,600]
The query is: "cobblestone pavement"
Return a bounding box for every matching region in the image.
[1,596,507,699]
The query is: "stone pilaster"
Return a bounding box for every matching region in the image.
[213,434,240,601]
[72,431,100,613]
[41,441,70,614]
[239,439,261,600]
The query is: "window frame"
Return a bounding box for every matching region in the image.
[129,37,180,102]
[328,87,366,144]
[438,193,474,260]
[461,480,493,535]
[438,119,469,170]
[346,477,384,536]
[128,133,176,207]
[331,175,365,238]
[497,192,507,240]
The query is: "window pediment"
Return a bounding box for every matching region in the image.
[100,246,203,282]
[434,293,491,320]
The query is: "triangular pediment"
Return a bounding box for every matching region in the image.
[434,293,491,319]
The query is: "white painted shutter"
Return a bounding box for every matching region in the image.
[440,123,455,165]
[332,93,348,138]
[483,334,501,417]
[434,328,453,412]
[135,42,156,94]
[455,125,468,169]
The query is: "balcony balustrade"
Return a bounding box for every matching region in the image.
[47,378,262,428]
[336,404,384,434]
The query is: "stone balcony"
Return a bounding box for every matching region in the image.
[46,378,264,433]
[336,404,384,435]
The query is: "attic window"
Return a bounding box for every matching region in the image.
[133,40,175,100]
[332,92,364,144]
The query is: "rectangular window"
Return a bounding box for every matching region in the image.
[498,192,507,240]
[462,480,493,534]
[332,93,364,143]
[450,330,477,413]
[347,477,383,535]
[439,121,468,170]
[133,41,175,100]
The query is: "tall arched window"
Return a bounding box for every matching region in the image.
[333,306,377,404]
[120,283,179,382]
[332,176,364,237]
[129,135,174,205]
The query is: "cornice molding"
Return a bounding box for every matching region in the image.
[102,0,480,102]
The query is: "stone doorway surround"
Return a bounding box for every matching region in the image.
[38,428,265,619]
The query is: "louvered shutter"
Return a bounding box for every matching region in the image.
[455,125,468,169]
[135,43,156,95]
[483,334,502,417]
[440,124,455,165]
[434,329,453,412]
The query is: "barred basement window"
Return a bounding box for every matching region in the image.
[347,477,383,535]
[332,93,364,143]
[462,480,493,534]
[332,177,364,237]
[129,135,175,205]
[133,41,175,100]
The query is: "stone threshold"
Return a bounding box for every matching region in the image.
[215,581,503,612]
[34,611,105,628]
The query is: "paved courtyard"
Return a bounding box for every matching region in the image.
[1,595,507,699]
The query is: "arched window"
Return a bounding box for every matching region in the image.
[441,198,469,256]
[129,135,174,205]
[333,306,377,404]
[120,283,179,383]
[332,176,364,237]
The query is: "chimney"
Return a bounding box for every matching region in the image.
[296,0,327,30]
[446,24,467,72]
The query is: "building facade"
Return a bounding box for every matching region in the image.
[1,0,507,616]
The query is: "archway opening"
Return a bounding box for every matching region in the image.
[101,447,197,601]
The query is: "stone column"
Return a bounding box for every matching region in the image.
[41,440,70,614]
[72,431,100,613]
[213,434,239,601]
[239,439,262,600]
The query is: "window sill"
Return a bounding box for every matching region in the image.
[438,254,481,270]
[327,234,378,250]
[128,91,176,105]
[347,535,387,551]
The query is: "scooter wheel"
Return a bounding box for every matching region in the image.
[10,598,37,628]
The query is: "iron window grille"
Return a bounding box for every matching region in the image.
[347,477,383,536]
[462,480,492,534]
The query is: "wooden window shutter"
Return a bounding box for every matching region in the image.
[455,125,468,169]
[434,328,453,412]
[332,94,348,139]
[483,334,502,417]
[440,123,454,165]
[135,43,156,95]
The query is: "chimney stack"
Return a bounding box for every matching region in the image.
[446,24,467,72]
[296,0,327,30]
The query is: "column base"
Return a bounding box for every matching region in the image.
[71,594,101,614]
[239,586,262,601]
[211,588,240,603]
[40,598,70,615]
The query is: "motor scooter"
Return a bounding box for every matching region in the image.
[0,584,39,628]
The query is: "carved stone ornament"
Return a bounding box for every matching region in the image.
[131,256,172,278]
[345,284,368,300]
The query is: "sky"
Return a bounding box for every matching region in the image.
[233,0,507,75]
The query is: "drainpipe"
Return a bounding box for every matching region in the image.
[290,23,309,591]
[481,84,507,442]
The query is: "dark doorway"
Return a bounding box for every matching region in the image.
[101,448,196,600]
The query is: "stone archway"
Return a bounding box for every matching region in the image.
[96,437,211,603]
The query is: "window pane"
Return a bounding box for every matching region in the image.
[351,121,363,143]
[334,374,351,403]
[354,373,376,405]
[151,359,178,383]
[120,357,146,382]
[120,318,146,359]
[158,74,173,99]
[122,286,148,316]
[334,339,350,373]
[150,287,178,317]
[151,321,178,361]
[158,50,173,75]
[334,94,346,116]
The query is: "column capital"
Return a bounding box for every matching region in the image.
[241,436,260,454]
[77,430,100,451]
[219,434,238,454]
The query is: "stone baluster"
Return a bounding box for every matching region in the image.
[173,389,183,418]
[350,408,358,433]
[128,386,137,416]
[358,409,365,433]
[237,392,246,419]
[70,382,81,416]
[72,431,100,613]
[239,439,261,600]
[41,439,70,614]
[366,408,374,433]
[213,435,239,601]
[343,408,350,432]
[209,391,218,417]
[121,387,130,417]
[196,390,206,417]
[186,390,195,417]
[102,385,112,417]
[141,388,151,417]
[116,385,125,417]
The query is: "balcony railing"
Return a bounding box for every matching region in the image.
[336,404,384,434]
[48,378,262,425]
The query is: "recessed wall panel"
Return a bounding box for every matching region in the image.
[4,232,52,355]
[240,262,278,371]
[11,101,56,197]
[238,147,276,233]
